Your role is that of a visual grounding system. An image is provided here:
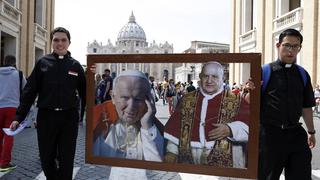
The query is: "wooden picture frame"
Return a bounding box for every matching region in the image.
[85,53,261,179]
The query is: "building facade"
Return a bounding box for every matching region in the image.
[175,41,229,86]
[0,0,54,75]
[87,12,175,82]
[230,0,319,86]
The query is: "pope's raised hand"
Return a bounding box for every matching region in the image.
[140,92,157,130]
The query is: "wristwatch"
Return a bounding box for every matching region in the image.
[308,130,316,135]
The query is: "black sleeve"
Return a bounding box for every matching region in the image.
[303,72,315,108]
[15,61,41,122]
[78,64,86,121]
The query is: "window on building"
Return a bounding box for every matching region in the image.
[34,0,45,26]
[241,0,256,33]
[1,33,16,66]
[6,0,15,6]
[290,0,300,11]
[93,48,97,53]
[275,0,301,17]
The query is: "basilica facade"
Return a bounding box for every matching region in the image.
[87,12,175,82]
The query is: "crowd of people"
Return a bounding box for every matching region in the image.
[92,75,247,118]
[0,27,317,180]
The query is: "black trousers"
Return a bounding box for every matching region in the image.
[36,108,79,180]
[258,125,312,180]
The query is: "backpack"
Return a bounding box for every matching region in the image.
[262,64,307,93]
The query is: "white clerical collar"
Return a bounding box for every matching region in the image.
[199,86,224,100]
[285,64,292,68]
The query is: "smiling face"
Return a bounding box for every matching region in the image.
[276,35,301,64]
[199,62,224,95]
[51,32,70,56]
[112,76,149,125]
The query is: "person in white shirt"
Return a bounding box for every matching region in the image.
[93,70,164,162]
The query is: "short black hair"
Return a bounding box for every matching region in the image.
[50,27,71,42]
[278,28,303,44]
[104,69,110,73]
[4,55,16,66]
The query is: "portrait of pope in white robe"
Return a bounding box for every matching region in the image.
[93,70,164,162]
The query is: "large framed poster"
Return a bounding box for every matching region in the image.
[85,53,261,179]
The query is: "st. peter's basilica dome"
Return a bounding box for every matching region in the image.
[117,12,146,42]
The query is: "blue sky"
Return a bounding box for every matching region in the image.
[55,0,231,65]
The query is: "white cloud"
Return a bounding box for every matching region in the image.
[55,0,231,65]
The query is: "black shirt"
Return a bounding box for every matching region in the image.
[260,59,315,128]
[16,52,86,122]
